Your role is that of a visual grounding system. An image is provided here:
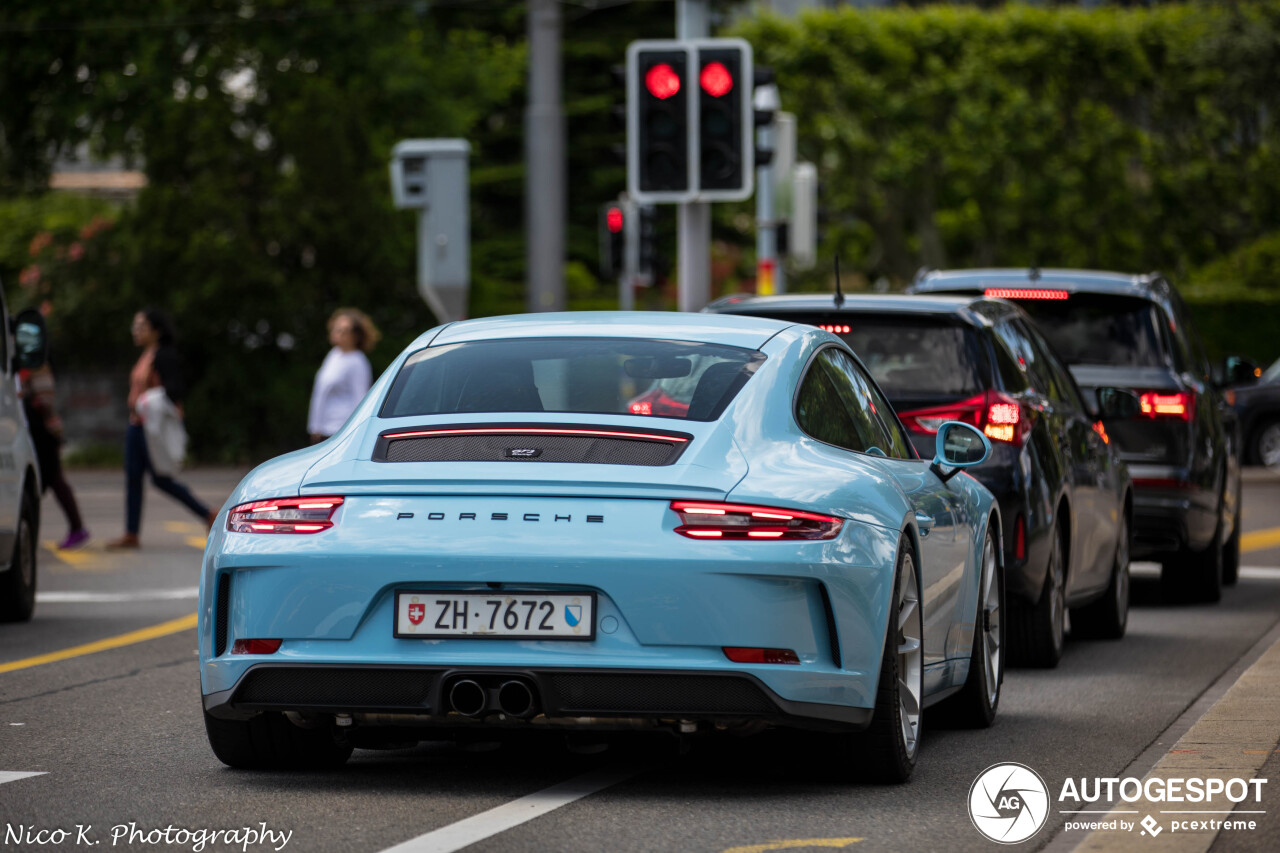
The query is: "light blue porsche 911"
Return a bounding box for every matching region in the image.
[199,312,1003,782]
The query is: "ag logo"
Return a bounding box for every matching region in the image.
[968,762,1050,844]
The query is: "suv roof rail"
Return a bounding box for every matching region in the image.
[912,266,934,285]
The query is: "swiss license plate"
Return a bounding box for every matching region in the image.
[394,591,596,640]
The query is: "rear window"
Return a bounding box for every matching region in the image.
[1011,294,1168,368]
[380,337,764,422]
[769,314,986,399]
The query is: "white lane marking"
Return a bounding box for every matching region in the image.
[35,587,199,603]
[379,765,636,853]
[0,771,46,785]
[1240,566,1280,580]
[1130,564,1280,580]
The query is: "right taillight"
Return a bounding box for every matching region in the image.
[670,501,843,540]
[1138,391,1193,420]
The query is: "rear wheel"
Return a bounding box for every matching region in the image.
[1162,499,1223,604]
[1254,419,1280,470]
[1072,511,1130,639]
[1008,521,1065,668]
[840,538,922,783]
[203,710,353,770]
[932,527,1001,728]
[0,495,38,623]
[1222,478,1242,587]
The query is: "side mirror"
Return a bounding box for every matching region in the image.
[930,421,990,483]
[12,309,49,372]
[1095,387,1142,420]
[1223,355,1259,387]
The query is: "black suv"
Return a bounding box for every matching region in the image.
[911,269,1241,602]
[706,293,1133,667]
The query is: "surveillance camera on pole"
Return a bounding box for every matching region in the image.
[389,139,470,323]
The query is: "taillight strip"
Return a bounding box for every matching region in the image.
[671,500,842,541]
[383,427,689,443]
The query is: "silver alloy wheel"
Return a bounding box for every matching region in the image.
[1261,422,1280,470]
[1049,532,1065,650]
[898,552,923,758]
[980,534,1001,706]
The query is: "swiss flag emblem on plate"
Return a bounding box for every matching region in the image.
[408,603,425,625]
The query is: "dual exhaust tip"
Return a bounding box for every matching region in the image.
[448,678,537,719]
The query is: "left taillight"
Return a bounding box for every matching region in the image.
[226,496,344,534]
[671,501,842,540]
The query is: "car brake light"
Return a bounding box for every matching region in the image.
[900,391,1027,446]
[1138,391,1193,420]
[984,288,1069,300]
[231,639,282,655]
[227,496,344,534]
[670,501,842,540]
[723,647,800,664]
[897,393,986,435]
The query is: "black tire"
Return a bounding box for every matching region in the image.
[0,495,38,623]
[932,527,1001,728]
[840,538,922,783]
[204,710,353,770]
[1072,510,1130,640]
[1007,520,1066,668]
[1162,519,1223,604]
[1222,478,1242,587]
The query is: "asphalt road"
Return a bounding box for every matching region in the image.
[1,468,1279,853]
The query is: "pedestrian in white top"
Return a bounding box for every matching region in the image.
[308,307,380,443]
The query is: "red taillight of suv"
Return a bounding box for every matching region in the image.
[898,390,1028,446]
[670,501,843,540]
[1138,391,1194,421]
[227,497,344,533]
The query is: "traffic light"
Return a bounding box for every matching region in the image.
[697,45,750,196]
[599,201,627,279]
[627,38,753,203]
[628,45,690,199]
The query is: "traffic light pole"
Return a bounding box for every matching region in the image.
[526,0,566,313]
[676,0,710,312]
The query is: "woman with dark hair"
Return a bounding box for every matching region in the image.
[106,308,215,549]
[307,307,380,444]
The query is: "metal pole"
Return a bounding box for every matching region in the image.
[677,0,710,312]
[526,0,565,312]
[755,105,776,296]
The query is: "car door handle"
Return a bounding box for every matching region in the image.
[915,512,935,535]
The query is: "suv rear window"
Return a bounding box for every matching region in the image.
[1011,294,1168,368]
[775,314,986,399]
[380,337,764,421]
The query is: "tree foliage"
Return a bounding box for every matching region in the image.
[736,3,1280,288]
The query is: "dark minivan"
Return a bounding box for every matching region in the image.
[707,293,1133,667]
[911,269,1241,602]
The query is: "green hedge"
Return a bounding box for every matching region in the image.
[736,3,1280,288]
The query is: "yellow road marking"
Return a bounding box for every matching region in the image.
[1242,526,1280,553]
[164,521,205,534]
[185,536,207,550]
[0,613,197,674]
[721,840,863,853]
[41,541,100,568]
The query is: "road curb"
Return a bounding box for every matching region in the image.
[1065,624,1280,852]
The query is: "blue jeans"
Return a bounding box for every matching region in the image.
[125,422,210,534]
